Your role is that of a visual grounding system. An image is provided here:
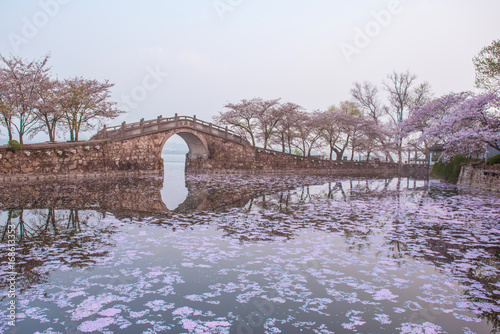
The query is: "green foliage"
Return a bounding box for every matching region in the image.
[431,155,470,183]
[7,140,22,152]
[487,154,500,165]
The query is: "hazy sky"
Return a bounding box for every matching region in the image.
[1,0,499,141]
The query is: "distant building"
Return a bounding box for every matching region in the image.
[429,141,500,164]
[486,140,500,159]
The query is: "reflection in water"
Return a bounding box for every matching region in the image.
[161,153,189,210]
[0,174,499,333]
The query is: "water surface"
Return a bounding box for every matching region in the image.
[0,160,499,333]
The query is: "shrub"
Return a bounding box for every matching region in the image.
[487,154,500,165]
[431,155,470,183]
[7,140,22,152]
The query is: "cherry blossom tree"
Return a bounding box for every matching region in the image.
[272,102,303,153]
[403,91,500,160]
[215,98,286,149]
[0,87,14,142]
[33,78,64,142]
[292,111,323,157]
[60,77,124,141]
[318,102,362,161]
[253,98,282,149]
[0,54,51,144]
[214,99,259,147]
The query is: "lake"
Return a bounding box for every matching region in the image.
[0,154,499,333]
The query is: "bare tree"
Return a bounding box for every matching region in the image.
[473,39,500,92]
[383,71,433,162]
[384,71,417,125]
[351,81,386,123]
[412,82,433,108]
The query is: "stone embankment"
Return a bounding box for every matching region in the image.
[0,137,429,181]
[458,165,500,192]
[185,134,429,177]
[0,137,165,182]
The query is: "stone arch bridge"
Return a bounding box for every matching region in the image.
[92,114,250,171]
[0,115,429,179]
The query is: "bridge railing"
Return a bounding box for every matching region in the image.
[92,114,244,143]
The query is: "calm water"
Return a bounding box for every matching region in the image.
[1,154,500,334]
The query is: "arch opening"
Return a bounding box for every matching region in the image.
[159,130,209,210]
[176,132,209,159]
[160,129,209,159]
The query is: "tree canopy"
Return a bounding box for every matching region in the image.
[403,92,500,160]
[0,54,124,143]
[473,39,500,92]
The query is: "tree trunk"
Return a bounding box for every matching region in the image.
[7,127,12,142]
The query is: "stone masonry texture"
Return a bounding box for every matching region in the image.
[0,129,429,181]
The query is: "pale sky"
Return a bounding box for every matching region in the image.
[1,0,499,141]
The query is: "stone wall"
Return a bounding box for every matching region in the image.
[458,166,500,192]
[186,135,429,177]
[0,131,429,180]
[0,135,165,182]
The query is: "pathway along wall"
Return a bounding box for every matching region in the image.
[0,134,429,182]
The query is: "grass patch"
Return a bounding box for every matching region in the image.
[7,140,22,152]
[487,154,500,165]
[431,155,481,183]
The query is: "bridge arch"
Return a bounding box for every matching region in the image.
[160,128,209,159]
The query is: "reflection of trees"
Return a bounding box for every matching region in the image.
[211,177,427,245]
[468,256,500,332]
[380,185,500,333]
[197,176,499,330]
[0,207,115,295]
